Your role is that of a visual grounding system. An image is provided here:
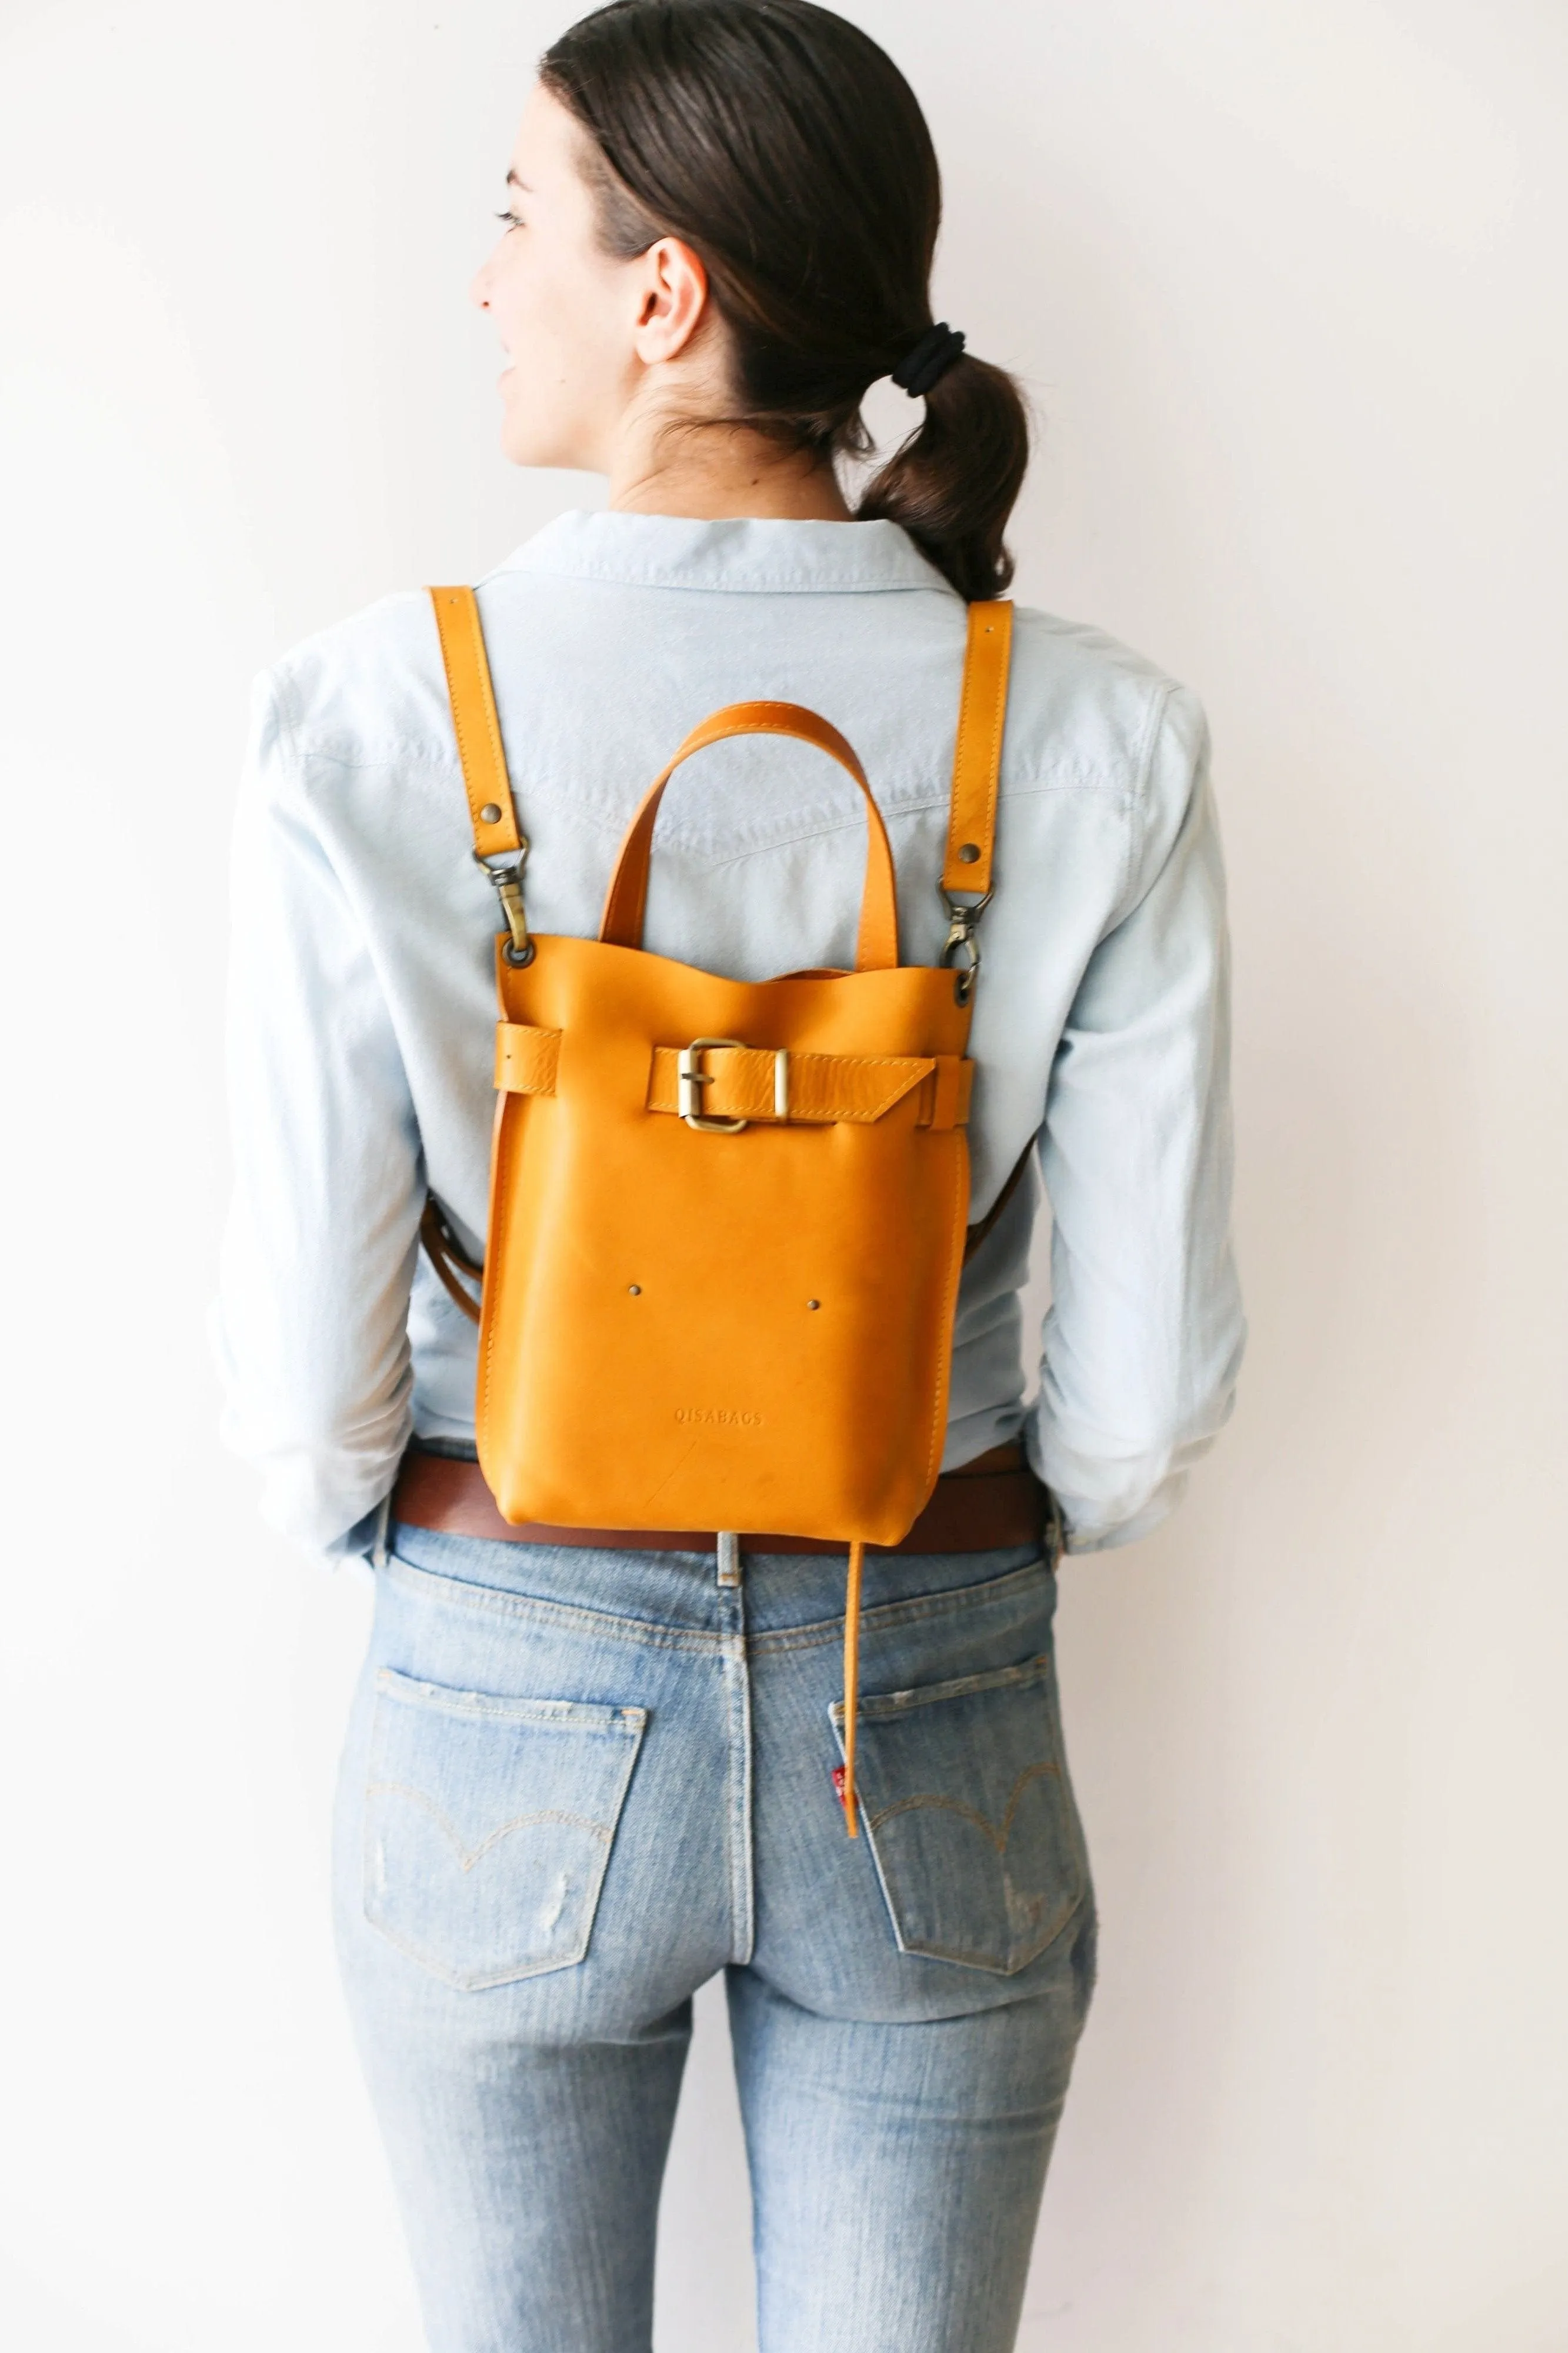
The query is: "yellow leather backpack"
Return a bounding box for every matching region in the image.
[422,586,1013,1830]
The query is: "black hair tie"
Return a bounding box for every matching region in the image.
[891,321,966,399]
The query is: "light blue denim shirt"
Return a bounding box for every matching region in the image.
[214,509,1243,1558]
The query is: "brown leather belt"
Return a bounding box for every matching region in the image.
[391,1441,1055,1559]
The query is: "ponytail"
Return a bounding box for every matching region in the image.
[541,0,1032,602]
[857,354,1031,602]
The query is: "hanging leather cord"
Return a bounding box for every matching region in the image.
[842,1540,866,1836]
[420,1197,483,1322]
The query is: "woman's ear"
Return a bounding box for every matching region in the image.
[630,235,711,368]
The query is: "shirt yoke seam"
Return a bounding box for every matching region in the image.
[1113,678,1179,928]
[288,739,1135,799]
[266,664,305,765]
[288,746,1132,864]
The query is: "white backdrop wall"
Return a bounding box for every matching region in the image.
[2,4,1564,2348]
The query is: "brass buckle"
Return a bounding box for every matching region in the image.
[679,1038,749,1132]
[677,1040,790,1131]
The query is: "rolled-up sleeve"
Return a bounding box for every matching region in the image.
[1027,685,1245,1551]
[211,670,422,1559]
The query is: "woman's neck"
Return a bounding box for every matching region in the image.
[606,420,854,523]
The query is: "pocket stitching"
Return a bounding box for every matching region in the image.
[363,1684,645,1990]
[757,1552,1052,1657]
[880,1891,1087,1977]
[364,1778,615,1869]
[866,1757,1063,1851]
[381,1552,721,1656]
[831,1655,1088,1977]
[373,1663,647,1735]
[832,1653,1050,1724]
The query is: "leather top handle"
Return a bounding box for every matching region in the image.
[942,600,1012,898]
[599,701,901,971]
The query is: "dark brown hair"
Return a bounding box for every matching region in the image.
[539,0,1030,601]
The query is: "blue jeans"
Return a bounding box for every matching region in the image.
[333,1525,1096,2352]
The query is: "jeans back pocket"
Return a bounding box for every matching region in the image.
[365,1668,646,1990]
[831,1652,1087,1975]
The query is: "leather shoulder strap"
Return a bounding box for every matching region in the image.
[431,582,1009,890]
[428,586,522,861]
[941,599,1013,896]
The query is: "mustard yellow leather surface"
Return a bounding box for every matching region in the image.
[493,1022,561,1097]
[428,592,1013,1549]
[644,1044,969,1128]
[942,600,1013,896]
[427,588,523,862]
[479,933,973,1543]
[493,1028,973,1128]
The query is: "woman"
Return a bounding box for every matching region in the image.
[216,2,1244,2345]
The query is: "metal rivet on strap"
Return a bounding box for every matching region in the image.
[959,842,980,863]
[479,802,502,824]
[628,1284,642,1296]
[806,1299,820,1310]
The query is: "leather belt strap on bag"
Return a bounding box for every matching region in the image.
[648,1043,970,1129]
[491,1024,973,1131]
[391,1441,1055,1560]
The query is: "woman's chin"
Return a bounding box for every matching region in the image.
[501,424,595,474]
[499,419,543,468]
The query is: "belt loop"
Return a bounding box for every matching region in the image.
[930,1055,962,1130]
[370,1485,393,1571]
[716,1531,742,1587]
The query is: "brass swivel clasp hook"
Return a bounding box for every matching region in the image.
[938,881,993,1005]
[475,841,535,968]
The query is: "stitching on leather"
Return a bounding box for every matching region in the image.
[433,598,489,833]
[475,1085,517,1442]
[456,592,515,845]
[948,609,984,879]
[946,605,1005,884]
[978,615,1008,872]
[953,606,1007,886]
[917,1156,972,1495]
[645,1046,935,1123]
[432,590,518,856]
[496,1026,560,1094]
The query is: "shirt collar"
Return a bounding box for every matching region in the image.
[495,506,958,597]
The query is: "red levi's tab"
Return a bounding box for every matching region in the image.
[832,1765,848,1810]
